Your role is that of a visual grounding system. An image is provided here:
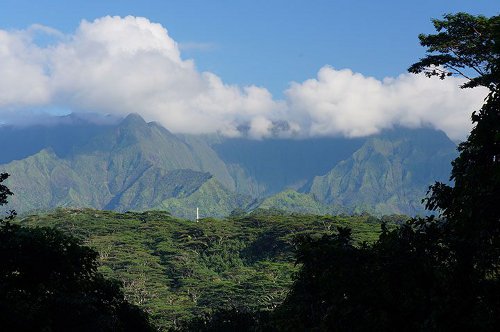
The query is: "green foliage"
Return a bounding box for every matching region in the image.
[274,219,500,331]
[411,11,500,282]
[409,13,500,89]
[0,221,153,331]
[19,208,385,330]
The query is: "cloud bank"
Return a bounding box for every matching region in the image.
[286,67,487,140]
[0,16,488,140]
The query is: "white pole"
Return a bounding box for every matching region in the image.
[196,207,199,222]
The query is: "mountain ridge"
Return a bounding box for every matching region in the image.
[307,127,457,215]
[1,113,457,218]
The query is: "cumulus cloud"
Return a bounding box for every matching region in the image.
[286,67,488,140]
[0,29,51,108]
[0,16,488,140]
[0,16,283,137]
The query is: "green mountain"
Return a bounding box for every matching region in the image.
[2,114,249,218]
[0,113,117,164]
[0,114,457,217]
[307,128,457,215]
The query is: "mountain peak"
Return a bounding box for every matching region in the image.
[122,113,147,126]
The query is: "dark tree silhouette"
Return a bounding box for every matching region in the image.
[409,13,500,90]
[0,172,15,221]
[411,12,500,281]
[0,172,13,206]
[0,173,154,331]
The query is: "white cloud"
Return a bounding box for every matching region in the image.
[286,67,488,140]
[0,16,282,136]
[0,16,488,140]
[0,29,51,108]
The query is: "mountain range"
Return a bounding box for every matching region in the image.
[0,113,457,218]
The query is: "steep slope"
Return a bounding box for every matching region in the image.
[76,114,236,191]
[106,168,213,210]
[106,168,252,218]
[2,114,247,217]
[3,149,97,212]
[0,113,458,217]
[307,128,457,215]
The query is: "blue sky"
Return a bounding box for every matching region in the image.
[1,0,497,96]
[0,1,497,139]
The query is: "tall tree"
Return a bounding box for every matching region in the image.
[410,12,500,279]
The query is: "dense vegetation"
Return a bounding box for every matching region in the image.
[0,174,153,331]
[16,208,391,330]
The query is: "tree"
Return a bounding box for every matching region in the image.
[410,12,500,279]
[0,172,15,221]
[0,173,154,331]
[273,224,456,331]
[0,172,13,206]
[409,13,500,90]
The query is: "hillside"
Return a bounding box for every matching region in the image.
[307,128,457,215]
[256,189,343,215]
[19,209,389,329]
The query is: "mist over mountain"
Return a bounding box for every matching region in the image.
[0,113,118,164]
[0,113,456,218]
[211,136,365,195]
